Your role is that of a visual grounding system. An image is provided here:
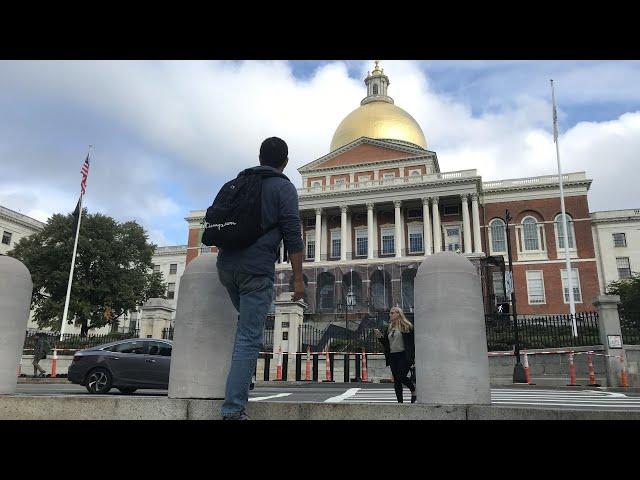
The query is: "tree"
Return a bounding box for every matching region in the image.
[9,208,167,335]
[606,273,640,313]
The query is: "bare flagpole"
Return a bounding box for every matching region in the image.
[550,80,577,337]
[60,146,92,341]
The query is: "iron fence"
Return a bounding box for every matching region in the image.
[162,327,174,340]
[23,329,140,352]
[485,312,600,351]
[620,309,640,345]
[298,324,384,353]
[261,328,273,351]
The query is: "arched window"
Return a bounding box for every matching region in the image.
[522,216,539,251]
[489,218,506,253]
[555,213,575,250]
[401,267,417,312]
[372,84,379,95]
[370,268,392,311]
[316,272,335,312]
[342,270,363,311]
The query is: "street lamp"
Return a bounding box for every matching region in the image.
[504,209,527,383]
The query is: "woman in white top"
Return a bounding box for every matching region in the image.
[374,307,416,403]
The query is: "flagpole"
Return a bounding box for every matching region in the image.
[60,146,92,341]
[60,192,83,341]
[550,80,577,337]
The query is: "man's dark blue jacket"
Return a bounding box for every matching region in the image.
[216,165,304,281]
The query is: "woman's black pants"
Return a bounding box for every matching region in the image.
[389,352,415,402]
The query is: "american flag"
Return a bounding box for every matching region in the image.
[80,153,90,195]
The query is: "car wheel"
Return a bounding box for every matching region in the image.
[117,387,137,394]
[85,368,113,394]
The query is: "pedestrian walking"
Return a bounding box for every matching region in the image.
[32,333,50,378]
[210,137,305,420]
[374,307,416,403]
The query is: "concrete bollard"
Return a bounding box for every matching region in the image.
[414,252,491,404]
[0,256,33,394]
[168,254,236,399]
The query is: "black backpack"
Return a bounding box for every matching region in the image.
[201,168,289,250]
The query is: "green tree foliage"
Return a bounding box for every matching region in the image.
[8,208,167,335]
[606,273,640,313]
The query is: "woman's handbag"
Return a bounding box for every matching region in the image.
[409,365,416,384]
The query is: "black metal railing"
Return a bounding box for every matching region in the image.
[485,312,600,351]
[620,309,640,345]
[298,324,384,353]
[23,329,140,352]
[261,328,273,351]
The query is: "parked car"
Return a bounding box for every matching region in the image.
[67,338,172,394]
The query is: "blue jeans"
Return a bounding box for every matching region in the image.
[218,268,274,417]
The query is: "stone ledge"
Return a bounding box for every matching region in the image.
[1,396,639,420]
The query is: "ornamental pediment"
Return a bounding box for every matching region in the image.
[299,138,428,173]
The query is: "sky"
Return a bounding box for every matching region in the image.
[1,60,639,247]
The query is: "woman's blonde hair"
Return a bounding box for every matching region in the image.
[389,306,413,333]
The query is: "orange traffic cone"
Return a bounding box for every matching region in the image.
[325,347,332,382]
[620,356,629,388]
[305,346,311,381]
[567,352,578,386]
[51,348,58,378]
[587,353,599,386]
[275,347,283,381]
[523,353,532,384]
[361,348,368,382]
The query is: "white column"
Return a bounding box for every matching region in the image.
[471,193,482,254]
[432,196,442,253]
[367,202,375,260]
[279,242,284,263]
[340,205,348,261]
[314,208,322,262]
[325,175,331,188]
[422,197,432,255]
[346,210,352,260]
[373,170,379,182]
[394,200,402,258]
[349,172,355,185]
[321,212,328,260]
[461,194,471,254]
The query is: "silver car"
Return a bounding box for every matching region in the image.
[67,338,172,394]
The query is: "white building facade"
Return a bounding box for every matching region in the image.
[592,209,640,292]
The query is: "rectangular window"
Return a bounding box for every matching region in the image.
[334,179,345,190]
[331,230,341,258]
[407,209,422,220]
[445,226,461,252]
[381,227,395,255]
[561,269,582,303]
[443,205,460,216]
[169,264,177,275]
[306,233,316,259]
[358,175,371,185]
[613,233,627,247]
[1,231,11,246]
[383,172,395,184]
[311,181,322,191]
[167,283,176,300]
[492,271,507,303]
[526,270,546,304]
[355,229,368,257]
[408,224,424,253]
[616,257,632,279]
[153,264,160,274]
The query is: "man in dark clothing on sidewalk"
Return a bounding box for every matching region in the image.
[32,333,50,377]
[217,137,305,420]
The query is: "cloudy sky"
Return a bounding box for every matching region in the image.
[1,60,639,247]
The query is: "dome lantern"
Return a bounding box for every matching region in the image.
[362,60,393,106]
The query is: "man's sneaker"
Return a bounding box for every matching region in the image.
[222,411,250,421]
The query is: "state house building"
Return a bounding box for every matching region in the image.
[186,62,599,322]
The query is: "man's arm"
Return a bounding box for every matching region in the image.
[289,251,305,302]
[278,183,305,302]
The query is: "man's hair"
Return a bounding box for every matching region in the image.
[259,137,288,169]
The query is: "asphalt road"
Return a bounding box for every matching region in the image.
[13,382,640,410]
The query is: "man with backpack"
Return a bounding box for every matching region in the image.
[205,136,304,420]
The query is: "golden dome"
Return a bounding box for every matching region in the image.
[330,101,427,152]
